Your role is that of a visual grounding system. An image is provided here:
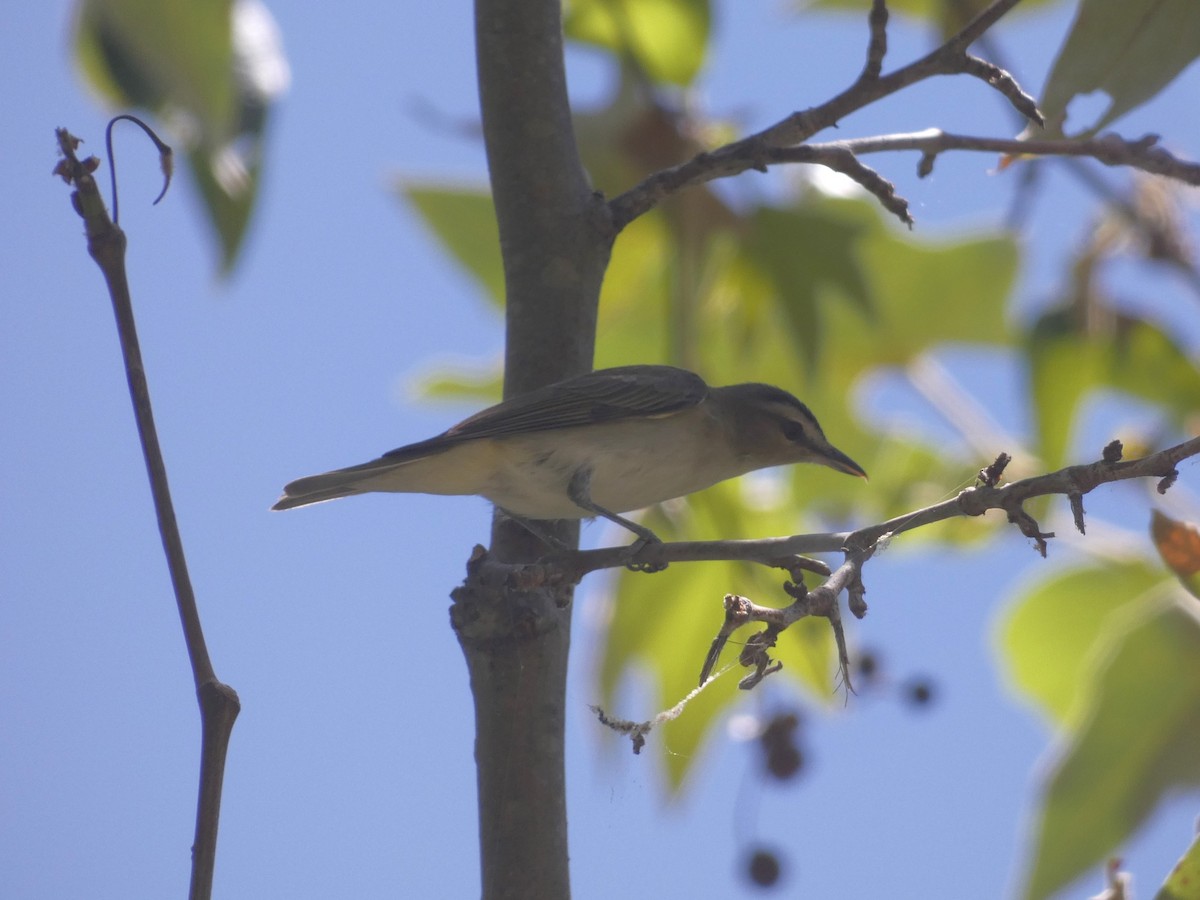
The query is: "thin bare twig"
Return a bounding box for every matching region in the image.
[608,0,1033,230]
[754,130,1200,226]
[54,125,238,900]
[844,436,1198,555]
[810,129,1200,186]
[860,0,889,82]
[104,114,173,225]
[958,54,1042,124]
[767,144,914,225]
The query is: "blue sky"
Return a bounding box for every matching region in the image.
[3,2,1199,898]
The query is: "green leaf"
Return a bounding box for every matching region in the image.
[845,223,1016,364]
[1041,0,1200,136]
[75,0,236,137]
[741,205,875,370]
[997,560,1167,726]
[187,138,261,275]
[736,195,1018,383]
[399,185,505,305]
[1019,592,1200,900]
[594,213,677,367]
[1156,831,1200,900]
[410,369,504,407]
[1026,309,1200,470]
[73,0,288,273]
[564,0,710,87]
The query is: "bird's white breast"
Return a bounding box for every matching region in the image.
[479,415,744,519]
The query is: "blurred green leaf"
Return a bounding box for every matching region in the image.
[75,0,236,135]
[733,194,1017,386]
[1027,309,1200,469]
[594,213,677,367]
[574,67,739,204]
[1156,831,1200,900]
[187,140,262,275]
[741,205,875,370]
[400,185,505,305]
[1151,510,1200,600]
[833,439,990,543]
[73,0,288,273]
[1041,0,1200,136]
[565,0,710,86]
[845,223,1017,364]
[997,559,1167,726]
[1020,592,1200,899]
[410,369,504,406]
[809,205,1017,517]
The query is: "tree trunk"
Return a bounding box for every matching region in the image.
[456,0,611,896]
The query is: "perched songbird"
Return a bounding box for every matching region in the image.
[272,365,866,542]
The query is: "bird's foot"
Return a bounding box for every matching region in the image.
[568,468,669,572]
[621,533,667,573]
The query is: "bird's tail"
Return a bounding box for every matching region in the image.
[271,463,389,511]
[272,439,472,511]
[268,458,408,508]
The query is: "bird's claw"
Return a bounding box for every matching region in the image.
[622,535,667,573]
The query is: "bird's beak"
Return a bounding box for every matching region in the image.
[823,446,868,480]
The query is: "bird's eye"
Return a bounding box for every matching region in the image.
[781,421,806,442]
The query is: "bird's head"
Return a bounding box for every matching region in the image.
[714,382,867,479]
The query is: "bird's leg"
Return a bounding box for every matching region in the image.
[567,468,661,546]
[567,468,665,572]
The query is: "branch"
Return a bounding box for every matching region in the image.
[763,143,916,224]
[847,436,1198,554]
[608,0,1034,230]
[54,125,238,900]
[465,0,604,893]
[860,0,889,82]
[689,129,1200,229]
[809,129,1200,186]
[562,436,1200,710]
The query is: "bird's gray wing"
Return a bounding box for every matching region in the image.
[383,365,708,460]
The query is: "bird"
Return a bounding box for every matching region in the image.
[272,365,866,545]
